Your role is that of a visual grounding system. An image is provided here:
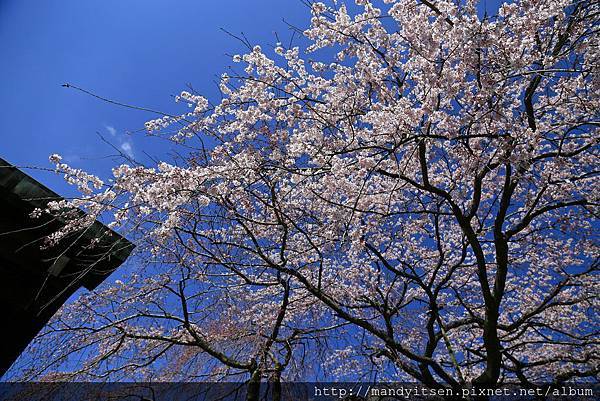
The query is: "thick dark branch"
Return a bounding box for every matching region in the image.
[506,199,592,238]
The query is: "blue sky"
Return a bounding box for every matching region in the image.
[0,0,311,197]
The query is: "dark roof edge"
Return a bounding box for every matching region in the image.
[0,157,135,288]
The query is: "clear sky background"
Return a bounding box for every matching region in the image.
[0,0,317,198]
[1,0,505,197]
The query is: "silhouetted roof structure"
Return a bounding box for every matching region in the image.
[0,158,134,377]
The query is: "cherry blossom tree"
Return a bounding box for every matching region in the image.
[10,0,599,397]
